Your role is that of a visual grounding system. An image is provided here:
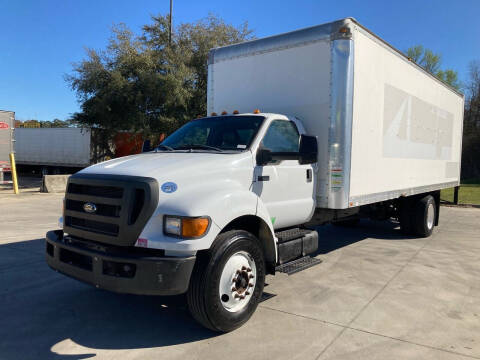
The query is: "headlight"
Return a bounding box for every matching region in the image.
[164,216,182,236]
[164,216,210,238]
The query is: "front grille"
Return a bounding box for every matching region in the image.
[65,216,119,236]
[130,189,145,224]
[66,199,121,218]
[68,183,123,198]
[63,174,159,246]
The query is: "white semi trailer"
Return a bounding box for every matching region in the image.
[46,18,464,332]
[15,128,91,173]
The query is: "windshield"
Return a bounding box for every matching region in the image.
[160,116,265,151]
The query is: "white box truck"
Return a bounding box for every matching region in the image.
[15,128,91,173]
[46,18,464,332]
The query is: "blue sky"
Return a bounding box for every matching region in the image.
[1,0,479,121]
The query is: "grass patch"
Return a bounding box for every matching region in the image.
[441,182,480,205]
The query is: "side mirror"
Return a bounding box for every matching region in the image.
[256,148,273,166]
[299,135,318,164]
[256,148,301,165]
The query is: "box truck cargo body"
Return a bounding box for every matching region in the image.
[45,18,464,332]
[207,18,463,210]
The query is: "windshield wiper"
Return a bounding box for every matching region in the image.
[155,144,174,152]
[175,144,223,152]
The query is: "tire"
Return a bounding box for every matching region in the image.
[333,218,360,227]
[187,230,265,332]
[411,195,436,237]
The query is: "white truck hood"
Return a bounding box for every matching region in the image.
[79,151,253,181]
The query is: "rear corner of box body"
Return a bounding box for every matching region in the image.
[347,26,464,206]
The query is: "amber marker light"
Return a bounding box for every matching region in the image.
[221,110,228,115]
[211,112,218,116]
[181,217,210,238]
[253,109,261,114]
[233,110,239,114]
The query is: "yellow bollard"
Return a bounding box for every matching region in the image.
[9,152,19,194]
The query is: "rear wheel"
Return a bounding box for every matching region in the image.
[399,195,436,237]
[187,230,265,332]
[412,195,436,237]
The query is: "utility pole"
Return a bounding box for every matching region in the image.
[168,0,173,46]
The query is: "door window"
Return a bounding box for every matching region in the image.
[261,120,300,152]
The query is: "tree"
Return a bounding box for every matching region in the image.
[406,45,460,90]
[66,14,254,155]
[461,60,480,179]
[23,120,40,128]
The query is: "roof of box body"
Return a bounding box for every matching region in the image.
[208,17,463,98]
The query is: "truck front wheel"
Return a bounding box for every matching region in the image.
[187,230,265,332]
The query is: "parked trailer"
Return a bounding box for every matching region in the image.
[46,18,464,332]
[15,128,91,173]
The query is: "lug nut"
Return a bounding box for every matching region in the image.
[248,283,254,287]
[241,266,247,271]
[249,274,254,279]
[232,287,237,292]
[247,267,252,272]
[236,270,241,274]
[245,291,250,296]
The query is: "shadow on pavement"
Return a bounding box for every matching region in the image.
[314,219,413,255]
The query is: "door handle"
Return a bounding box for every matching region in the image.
[257,175,270,181]
[306,169,312,182]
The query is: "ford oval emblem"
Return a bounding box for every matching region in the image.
[161,182,177,193]
[83,202,97,213]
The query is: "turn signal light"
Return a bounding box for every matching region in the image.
[164,215,210,238]
[253,109,261,114]
[221,110,228,115]
[211,112,218,116]
[182,218,210,238]
[233,110,239,114]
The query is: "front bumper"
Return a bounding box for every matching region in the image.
[45,230,195,296]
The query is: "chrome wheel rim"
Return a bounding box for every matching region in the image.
[218,251,256,313]
[427,203,435,230]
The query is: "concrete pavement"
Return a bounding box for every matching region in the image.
[0,191,479,359]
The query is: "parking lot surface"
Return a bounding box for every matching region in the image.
[0,191,479,360]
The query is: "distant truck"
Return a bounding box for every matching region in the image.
[46,18,464,332]
[15,128,91,174]
[15,128,148,174]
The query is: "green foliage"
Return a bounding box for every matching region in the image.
[66,14,254,147]
[39,119,70,128]
[405,45,460,90]
[441,184,480,205]
[17,118,72,128]
[462,60,480,179]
